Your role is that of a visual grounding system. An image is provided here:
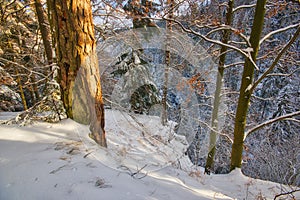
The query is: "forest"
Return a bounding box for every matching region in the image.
[0,0,299,195]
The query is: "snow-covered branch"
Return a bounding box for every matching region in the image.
[224,61,245,69]
[162,17,259,70]
[206,25,250,46]
[265,67,300,77]
[251,95,274,101]
[244,111,300,140]
[0,57,50,78]
[251,25,300,93]
[193,118,233,144]
[259,23,300,45]
[233,4,256,13]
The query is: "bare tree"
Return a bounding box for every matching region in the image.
[205,0,234,174]
[230,0,267,170]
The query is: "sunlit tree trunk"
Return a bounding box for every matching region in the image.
[230,0,267,170]
[205,0,234,174]
[47,0,107,147]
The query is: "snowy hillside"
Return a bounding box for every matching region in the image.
[0,110,299,200]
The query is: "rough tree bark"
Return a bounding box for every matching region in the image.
[230,0,267,170]
[47,0,107,147]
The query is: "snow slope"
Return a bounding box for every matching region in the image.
[0,110,299,200]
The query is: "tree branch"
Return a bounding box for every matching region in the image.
[250,25,300,93]
[205,25,250,46]
[162,17,259,70]
[0,57,51,78]
[233,4,256,13]
[274,189,300,200]
[244,111,300,140]
[260,23,299,45]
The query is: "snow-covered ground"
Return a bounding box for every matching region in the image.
[0,110,299,200]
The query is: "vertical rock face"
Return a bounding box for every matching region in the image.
[110,49,160,114]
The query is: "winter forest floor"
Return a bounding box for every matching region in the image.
[0,110,299,200]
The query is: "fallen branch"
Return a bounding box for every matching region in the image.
[274,189,300,200]
[49,164,68,174]
[83,151,93,158]
[118,164,148,179]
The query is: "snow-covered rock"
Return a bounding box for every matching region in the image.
[0,85,23,112]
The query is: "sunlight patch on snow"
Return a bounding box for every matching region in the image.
[76,109,189,173]
[0,112,21,122]
[149,171,233,200]
[1,111,299,200]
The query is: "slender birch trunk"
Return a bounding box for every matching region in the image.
[205,0,234,174]
[161,0,174,126]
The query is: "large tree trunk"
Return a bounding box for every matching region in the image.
[205,0,234,174]
[230,0,266,170]
[47,0,107,147]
